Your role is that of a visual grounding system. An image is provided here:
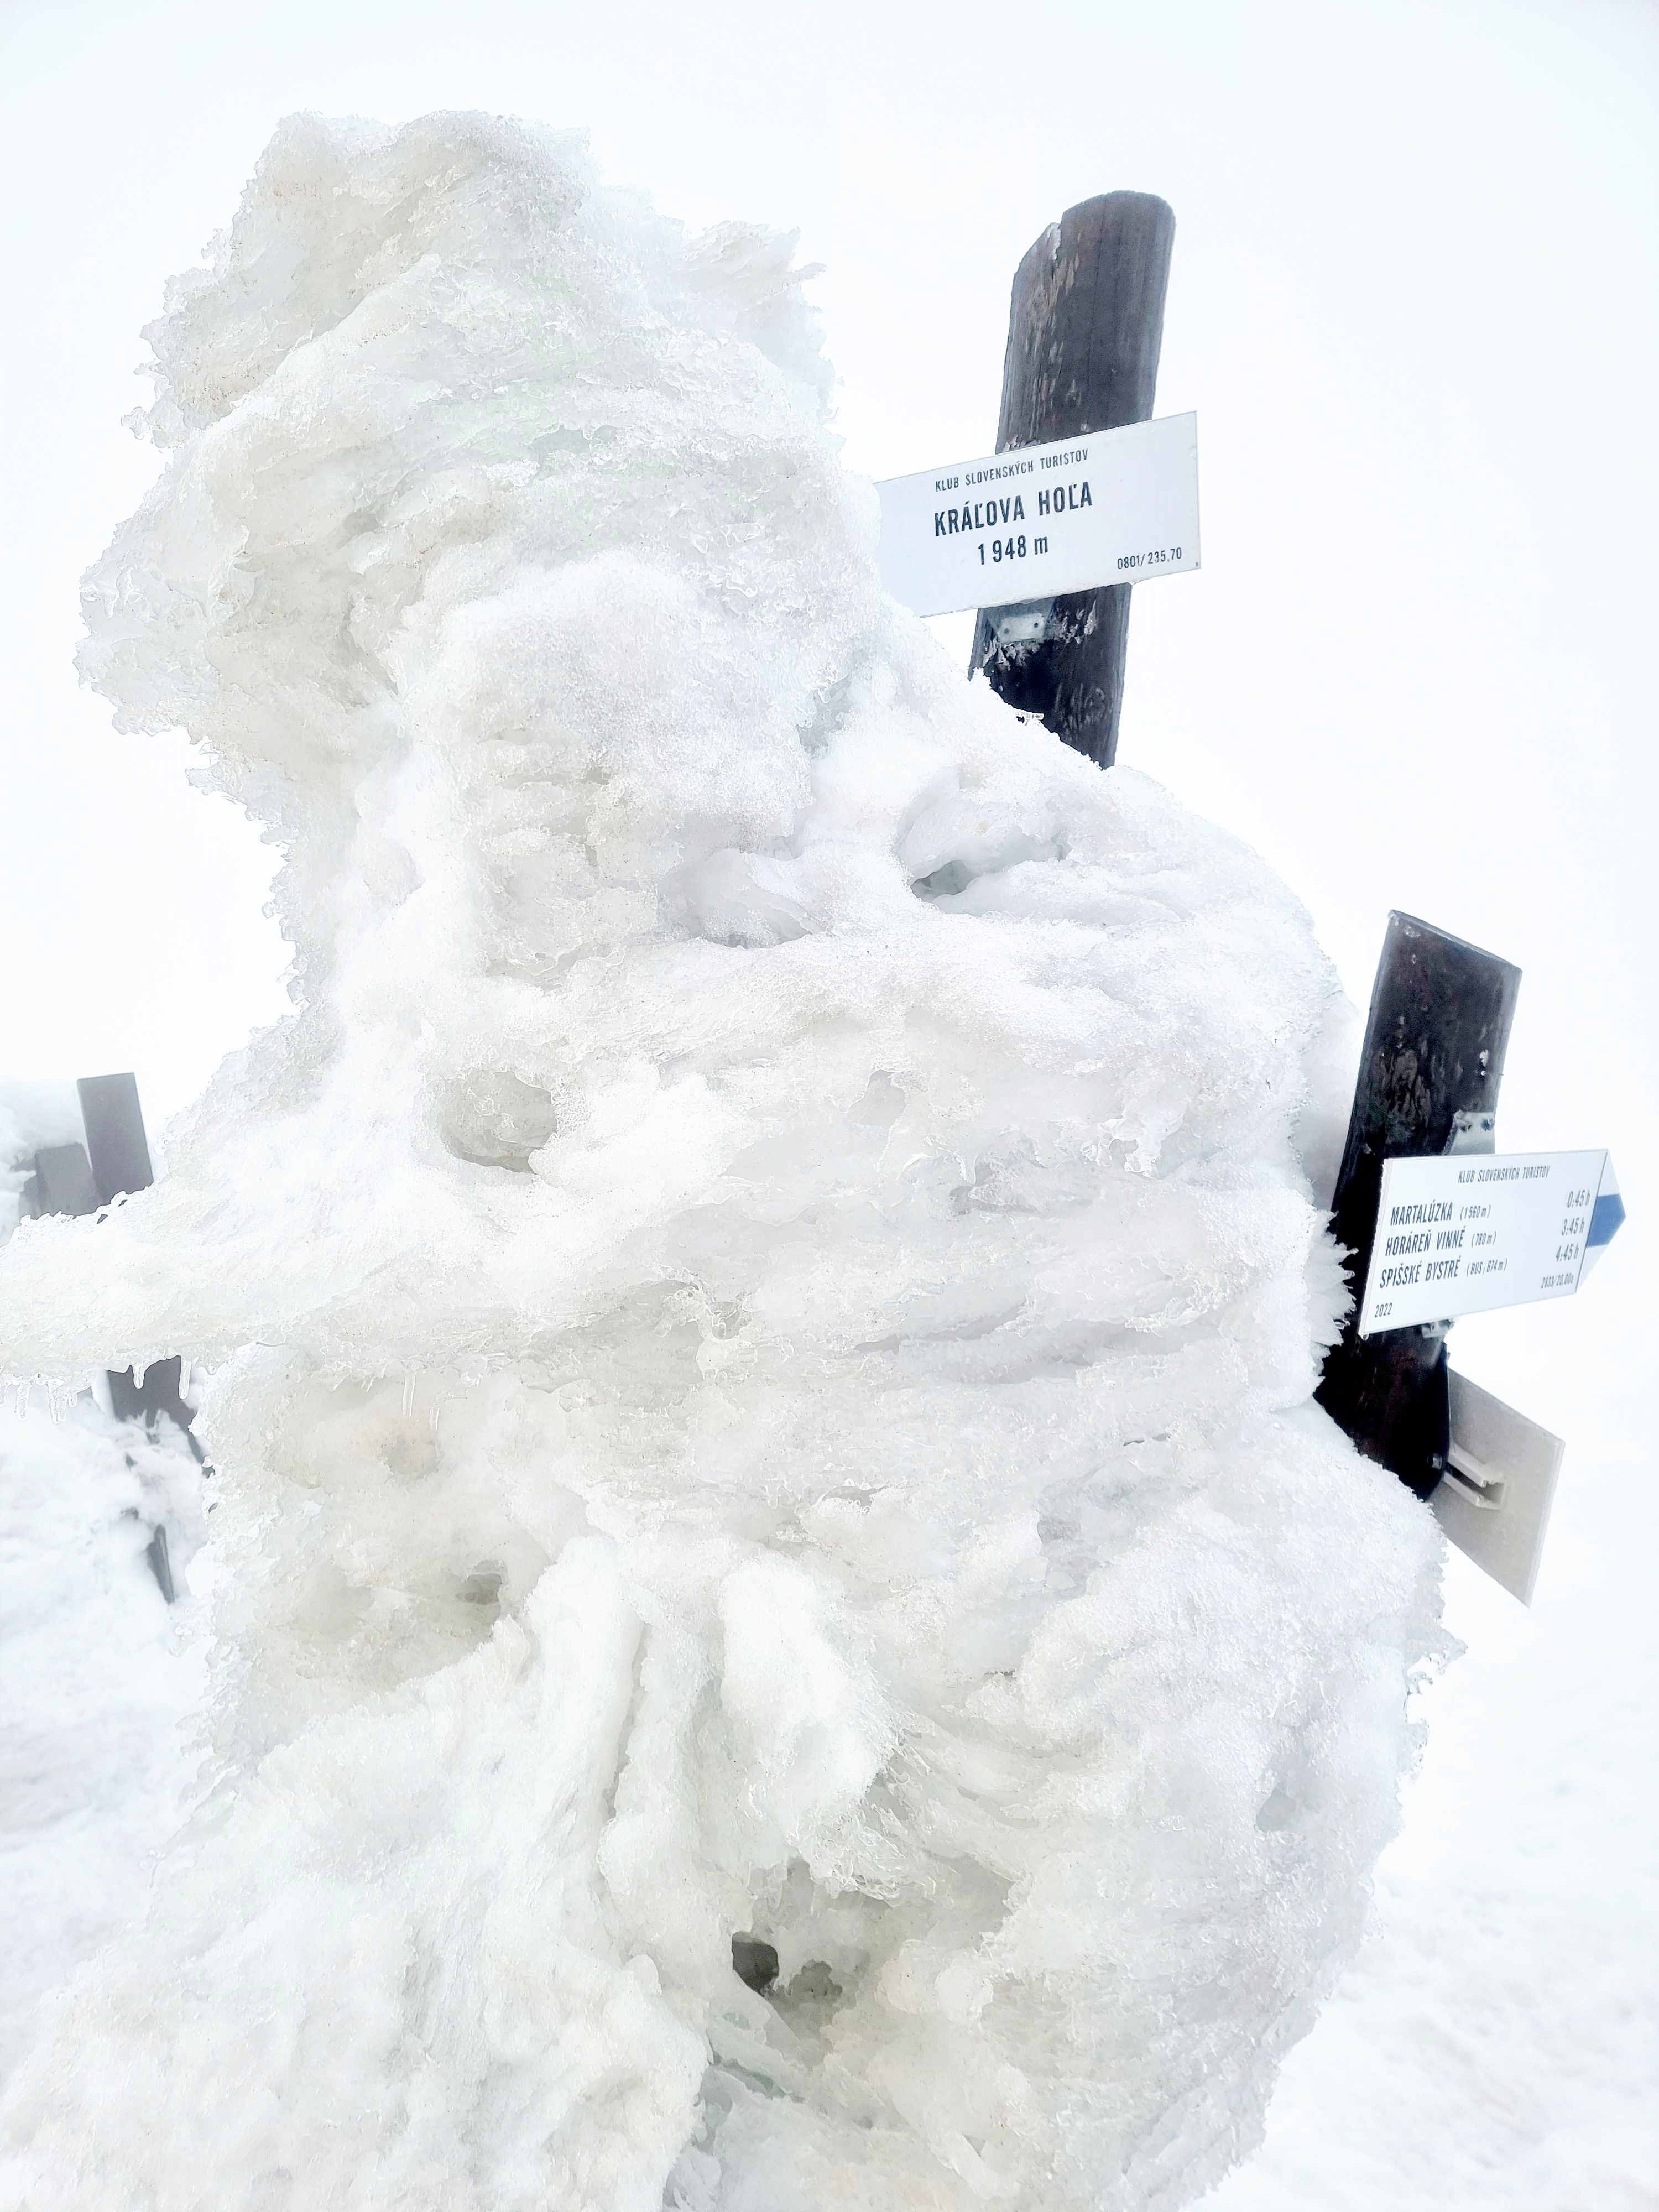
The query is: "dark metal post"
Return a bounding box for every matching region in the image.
[59,1072,202,1457]
[27,1074,201,1599]
[32,1142,100,1218]
[970,191,1176,768]
[77,1072,154,1204]
[1317,914,1521,1495]
[144,1523,176,1605]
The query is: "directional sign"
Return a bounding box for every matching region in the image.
[1358,1150,1624,1337]
[876,413,1200,618]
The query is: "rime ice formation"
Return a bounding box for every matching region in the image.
[0,116,1440,2211]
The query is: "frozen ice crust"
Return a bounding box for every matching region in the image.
[0,113,1438,2211]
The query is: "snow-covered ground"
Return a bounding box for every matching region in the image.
[1207,1447,1659,2210]
[0,1394,206,2085]
[3,1397,1652,2206]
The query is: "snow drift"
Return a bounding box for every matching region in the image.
[0,114,1439,2210]
[0,1097,207,2086]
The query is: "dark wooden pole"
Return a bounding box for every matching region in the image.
[970,191,1176,768]
[1316,914,1521,1496]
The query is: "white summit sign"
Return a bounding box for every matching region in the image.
[875,411,1200,618]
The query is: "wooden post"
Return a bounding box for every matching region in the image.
[970,191,1176,768]
[1316,914,1521,1496]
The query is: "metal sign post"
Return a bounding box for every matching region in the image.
[29,1073,205,1527]
[1317,915,1624,1603]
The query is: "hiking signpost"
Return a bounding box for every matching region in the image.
[20,193,1629,1616]
[877,194,1626,1605]
[877,189,1190,767]
[1317,912,1624,1603]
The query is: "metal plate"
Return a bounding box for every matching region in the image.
[1434,1370,1565,1606]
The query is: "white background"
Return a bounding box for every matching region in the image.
[2,3,1655,2202]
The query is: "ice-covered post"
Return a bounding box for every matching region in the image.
[49,1073,200,1455]
[27,1073,199,1596]
[969,191,1176,768]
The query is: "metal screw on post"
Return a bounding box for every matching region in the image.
[970,191,1176,768]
